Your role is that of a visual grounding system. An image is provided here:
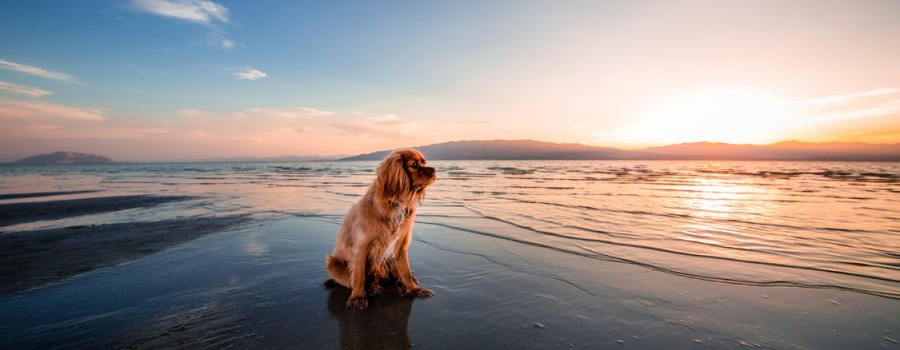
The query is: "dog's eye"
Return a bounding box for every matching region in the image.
[411,162,419,169]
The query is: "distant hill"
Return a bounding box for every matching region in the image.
[341,140,657,161]
[12,151,114,165]
[341,140,900,161]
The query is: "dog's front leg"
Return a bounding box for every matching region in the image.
[395,246,434,299]
[368,262,387,295]
[346,245,370,310]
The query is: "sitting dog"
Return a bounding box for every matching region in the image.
[325,149,436,310]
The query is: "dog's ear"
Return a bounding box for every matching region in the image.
[376,151,410,200]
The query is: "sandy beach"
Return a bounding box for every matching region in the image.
[0,191,898,349]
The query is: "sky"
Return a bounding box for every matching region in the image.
[1,0,899,162]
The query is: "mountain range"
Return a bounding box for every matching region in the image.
[8,140,900,164]
[342,140,900,161]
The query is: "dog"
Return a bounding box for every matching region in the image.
[325,148,436,310]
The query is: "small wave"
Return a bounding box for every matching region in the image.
[487,167,536,175]
[417,218,900,300]
[270,165,313,172]
[492,196,893,236]
[446,171,495,178]
[493,210,894,279]
[507,185,576,190]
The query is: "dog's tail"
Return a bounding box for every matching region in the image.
[324,254,350,288]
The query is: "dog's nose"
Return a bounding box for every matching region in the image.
[424,167,435,176]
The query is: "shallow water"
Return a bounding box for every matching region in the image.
[1,160,898,299]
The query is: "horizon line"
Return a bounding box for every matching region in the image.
[6,138,899,164]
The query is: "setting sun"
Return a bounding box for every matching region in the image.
[611,87,795,146]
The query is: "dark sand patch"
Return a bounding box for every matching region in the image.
[0,195,198,227]
[0,215,252,296]
[0,190,103,201]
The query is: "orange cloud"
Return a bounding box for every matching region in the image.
[0,99,105,121]
[0,81,51,97]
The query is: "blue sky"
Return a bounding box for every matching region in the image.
[1,1,899,161]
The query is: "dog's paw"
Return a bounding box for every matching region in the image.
[368,283,383,295]
[406,287,435,299]
[346,296,368,310]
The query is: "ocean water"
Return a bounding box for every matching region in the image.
[1,160,898,300]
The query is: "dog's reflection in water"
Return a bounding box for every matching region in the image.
[326,279,415,349]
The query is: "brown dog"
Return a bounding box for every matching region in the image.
[325,149,436,310]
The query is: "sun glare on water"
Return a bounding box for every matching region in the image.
[621,87,796,146]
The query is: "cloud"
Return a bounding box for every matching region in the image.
[233,68,267,81]
[131,0,236,50]
[297,107,334,117]
[182,106,333,119]
[0,59,75,82]
[332,114,417,139]
[797,88,900,108]
[219,38,235,49]
[130,0,229,25]
[205,31,238,49]
[794,87,900,123]
[172,106,342,151]
[331,123,372,137]
[0,81,51,97]
[0,99,105,121]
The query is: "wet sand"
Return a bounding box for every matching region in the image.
[1,207,898,349]
[0,194,197,227]
[0,214,252,296]
[0,215,900,349]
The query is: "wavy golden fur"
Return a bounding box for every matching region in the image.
[325,149,436,310]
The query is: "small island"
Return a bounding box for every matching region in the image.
[12,151,114,165]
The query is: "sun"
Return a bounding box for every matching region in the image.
[616,86,795,146]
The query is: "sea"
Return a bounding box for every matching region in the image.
[1,160,898,300]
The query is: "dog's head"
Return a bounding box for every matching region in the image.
[375,148,436,203]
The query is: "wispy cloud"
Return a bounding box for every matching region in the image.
[0,59,75,82]
[131,0,237,50]
[205,30,238,49]
[0,99,105,121]
[0,81,51,97]
[175,106,339,149]
[180,106,333,119]
[130,0,229,25]
[332,114,417,139]
[797,88,900,108]
[239,107,334,118]
[795,87,900,122]
[219,38,235,49]
[233,68,267,81]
